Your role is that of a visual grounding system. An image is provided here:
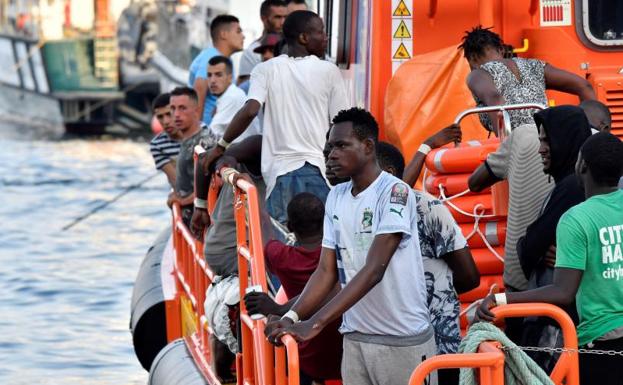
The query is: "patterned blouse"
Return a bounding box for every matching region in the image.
[475,58,548,131]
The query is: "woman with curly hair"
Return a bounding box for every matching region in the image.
[459,26,597,134]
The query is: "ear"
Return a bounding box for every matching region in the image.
[364,138,376,155]
[579,159,588,173]
[298,31,308,45]
[386,165,397,177]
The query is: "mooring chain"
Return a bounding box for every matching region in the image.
[500,345,623,356]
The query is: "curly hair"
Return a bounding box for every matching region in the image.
[458,26,505,60]
[580,132,623,186]
[332,107,379,143]
[376,142,405,179]
[287,192,324,237]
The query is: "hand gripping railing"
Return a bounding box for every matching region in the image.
[220,166,300,385]
[408,303,579,385]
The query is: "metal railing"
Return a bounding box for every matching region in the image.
[168,162,300,385]
[408,303,579,385]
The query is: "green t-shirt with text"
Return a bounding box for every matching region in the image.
[556,189,623,345]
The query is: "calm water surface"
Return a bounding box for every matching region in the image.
[0,129,170,384]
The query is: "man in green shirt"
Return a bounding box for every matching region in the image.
[476,132,623,384]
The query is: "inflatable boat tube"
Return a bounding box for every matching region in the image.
[130,227,171,370]
[148,339,207,385]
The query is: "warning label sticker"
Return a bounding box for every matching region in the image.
[539,0,571,27]
[392,42,411,59]
[393,0,411,17]
[393,20,412,39]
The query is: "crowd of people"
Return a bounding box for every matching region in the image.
[147,5,623,385]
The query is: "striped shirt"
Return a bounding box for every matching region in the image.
[485,124,553,290]
[149,132,181,170]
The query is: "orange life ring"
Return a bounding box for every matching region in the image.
[459,220,507,249]
[425,172,490,196]
[471,246,504,275]
[470,246,505,275]
[445,193,498,223]
[425,140,499,174]
[459,275,505,303]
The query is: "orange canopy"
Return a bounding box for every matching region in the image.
[384,45,490,187]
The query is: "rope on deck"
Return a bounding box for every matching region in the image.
[458,322,554,385]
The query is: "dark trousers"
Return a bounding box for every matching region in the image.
[579,336,623,385]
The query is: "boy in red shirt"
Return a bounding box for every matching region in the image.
[245,192,342,384]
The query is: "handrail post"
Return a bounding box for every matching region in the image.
[491,303,580,385]
[219,166,302,385]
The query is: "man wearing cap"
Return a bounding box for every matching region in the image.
[239,32,282,93]
[237,0,287,86]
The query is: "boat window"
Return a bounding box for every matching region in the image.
[318,0,353,68]
[581,0,623,47]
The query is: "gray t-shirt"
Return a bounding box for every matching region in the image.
[485,124,553,290]
[175,125,215,198]
[204,165,265,276]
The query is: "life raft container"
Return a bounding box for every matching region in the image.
[459,221,506,249]
[423,136,507,332]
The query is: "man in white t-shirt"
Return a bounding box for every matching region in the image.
[203,10,350,223]
[206,56,261,142]
[266,108,437,385]
[237,0,287,86]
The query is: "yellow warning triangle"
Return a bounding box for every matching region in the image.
[393,0,411,17]
[393,20,411,38]
[393,42,411,59]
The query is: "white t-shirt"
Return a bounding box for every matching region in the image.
[238,40,261,77]
[322,172,431,337]
[247,54,350,198]
[209,84,261,143]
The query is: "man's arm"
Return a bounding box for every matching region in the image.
[246,282,341,318]
[202,101,262,173]
[544,64,596,102]
[193,78,209,121]
[468,162,501,192]
[403,124,462,186]
[161,162,177,189]
[269,233,403,342]
[475,267,582,321]
[223,135,263,176]
[442,247,480,294]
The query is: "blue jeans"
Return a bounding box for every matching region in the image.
[266,162,329,225]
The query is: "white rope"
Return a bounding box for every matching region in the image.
[439,183,505,320]
[438,185,497,219]
[439,186,471,202]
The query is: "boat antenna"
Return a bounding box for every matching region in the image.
[61,172,159,231]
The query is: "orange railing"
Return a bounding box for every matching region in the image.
[167,163,300,385]
[221,166,300,385]
[409,303,579,385]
